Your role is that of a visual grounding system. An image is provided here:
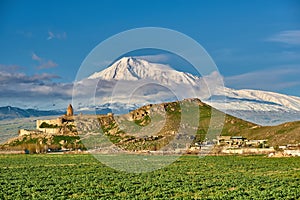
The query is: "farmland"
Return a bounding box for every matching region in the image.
[0,154,299,199]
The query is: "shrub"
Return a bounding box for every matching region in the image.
[39,122,58,128]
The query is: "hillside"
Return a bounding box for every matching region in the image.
[239,121,300,147]
[2,98,300,153]
[79,98,300,149]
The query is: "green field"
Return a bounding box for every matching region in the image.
[0,154,299,199]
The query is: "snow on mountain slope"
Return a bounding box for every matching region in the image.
[204,88,300,125]
[225,88,300,111]
[207,87,300,112]
[88,57,200,86]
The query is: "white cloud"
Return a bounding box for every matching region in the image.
[47,31,67,40]
[31,53,42,61]
[0,71,60,84]
[0,64,23,73]
[32,52,58,69]
[37,60,58,69]
[0,68,72,109]
[267,30,300,45]
[225,66,300,91]
[47,31,55,40]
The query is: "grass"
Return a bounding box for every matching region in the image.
[0,154,299,199]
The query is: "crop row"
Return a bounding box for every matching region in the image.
[0,154,299,199]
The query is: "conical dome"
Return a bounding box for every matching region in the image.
[66,104,73,116]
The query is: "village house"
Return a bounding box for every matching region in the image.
[217,136,246,147]
[217,136,267,148]
[246,139,268,148]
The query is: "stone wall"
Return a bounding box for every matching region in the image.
[19,129,43,136]
[37,128,60,134]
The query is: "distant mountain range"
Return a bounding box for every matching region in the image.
[0,106,64,120]
[75,57,300,125]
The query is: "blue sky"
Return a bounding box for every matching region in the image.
[0,0,300,108]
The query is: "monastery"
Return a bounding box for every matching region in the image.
[19,104,76,136]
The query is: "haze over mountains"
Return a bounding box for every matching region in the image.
[0,106,64,121]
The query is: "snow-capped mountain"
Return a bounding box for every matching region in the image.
[208,87,300,112]
[205,88,300,125]
[77,57,300,125]
[88,57,200,86]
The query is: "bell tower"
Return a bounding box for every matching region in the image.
[66,104,73,116]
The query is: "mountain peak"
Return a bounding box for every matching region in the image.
[87,57,199,85]
[118,56,137,63]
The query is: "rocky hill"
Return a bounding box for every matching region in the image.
[2,98,300,153]
[73,98,300,151]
